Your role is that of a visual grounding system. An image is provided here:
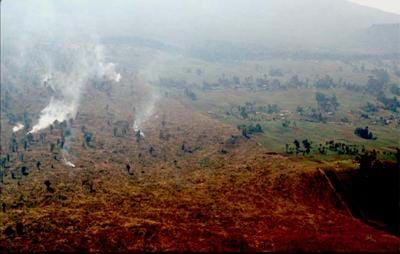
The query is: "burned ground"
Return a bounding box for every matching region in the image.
[1,91,399,251]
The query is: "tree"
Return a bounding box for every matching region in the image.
[366,75,384,94]
[241,128,250,139]
[372,68,390,84]
[16,222,24,236]
[377,92,400,112]
[238,124,263,138]
[232,76,240,85]
[356,150,377,171]
[0,157,6,168]
[9,133,18,153]
[354,126,375,140]
[23,140,28,151]
[26,133,34,143]
[0,168,4,184]
[269,68,283,77]
[294,140,300,154]
[21,166,29,176]
[363,102,379,113]
[44,180,54,193]
[315,92,340,112]
[318,144,326,154]
[83,132,93,147]
[390,84,400,96]
[135,130,142,142]
[302,139,312,154]
[315,75,334,89]
[285,143,289,153]
[184,88,197,101]
[239,106,248,119]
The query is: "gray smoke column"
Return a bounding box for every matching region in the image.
[131,53,175,137]
[132,52,187,136]
[1,0,122,135]
[2,0,123,167]
[29,44,121,134]
[28,44,121,167]
[133,91,159,137]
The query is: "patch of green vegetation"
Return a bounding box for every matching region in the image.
[173,58,400,160]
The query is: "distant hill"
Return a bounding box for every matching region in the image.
[3,0,400,53]
[357,23,400,53]
[175,0,400,53]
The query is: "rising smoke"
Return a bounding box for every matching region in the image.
[29,44,121,134]
[133,91,159,137]
[2,0,122,167]
[27,43,121,167]
[131,53,174,137]
[12,123,24,133]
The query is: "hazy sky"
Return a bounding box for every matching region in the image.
[349,0,400,14]
[2,0,399,52]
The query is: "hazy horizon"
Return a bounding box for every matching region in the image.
[349,0,400,15]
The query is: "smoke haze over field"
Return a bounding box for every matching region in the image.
[2,0,399,51]
[1,0,399,135]
[27,44,121,134]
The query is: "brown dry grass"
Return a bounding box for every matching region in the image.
[1,88,399,252]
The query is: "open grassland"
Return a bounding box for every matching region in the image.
[1,96,399,252]
[189,88,399,152]
[158,57,400,156]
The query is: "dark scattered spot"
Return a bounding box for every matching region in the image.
[16,222,24,235]
[4,226,14,237]
[44,180,55,193]
[222,234,250,252]
[21,166,29,176]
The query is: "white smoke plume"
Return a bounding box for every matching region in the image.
[133,92,159,137]
[132,54,168,137]
[3,0,124,167]
[29,44,121,134]
[27,44,121,167]
[132,52,184,137]
[12,123,24,133]
[29,98,77,134]
[98,62,122,83]
[95,45,122,83]
[62,149,76,168]
[64,160,76,168]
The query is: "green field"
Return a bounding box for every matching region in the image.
[152,56,400,158]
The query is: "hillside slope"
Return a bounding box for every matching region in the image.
[1,95,399,252]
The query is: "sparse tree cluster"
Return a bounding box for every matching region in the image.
[237,123,263,139]
[354,126,376,140]
[315,92,340,112]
